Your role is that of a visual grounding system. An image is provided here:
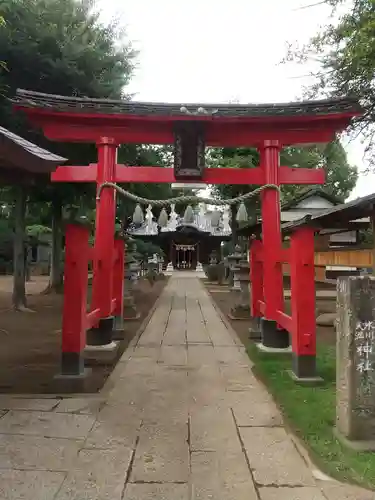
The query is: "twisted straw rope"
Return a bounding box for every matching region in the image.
[96,182,279,206]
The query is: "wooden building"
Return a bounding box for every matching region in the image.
[127,204,231,270]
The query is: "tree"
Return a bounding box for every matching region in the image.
[117,144,175,228]
[280,140,358,203]
[0,15,6,80]
[0,0,135,134]
[209,147,259,244]
[210,141,358,242]
[0,0,136,297]
[285,0,375,162]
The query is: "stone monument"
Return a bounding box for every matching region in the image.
[336,276,375,449]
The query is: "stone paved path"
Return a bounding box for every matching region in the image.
[0,274,373,499]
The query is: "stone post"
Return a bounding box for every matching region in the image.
[336,276,375,449]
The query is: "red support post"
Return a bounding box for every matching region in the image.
[61,224,90,375]
[250,239,264,318]
[89,137,118,346]
[113,238,125,320]
[258,141,288,348]
[290,226,318,380]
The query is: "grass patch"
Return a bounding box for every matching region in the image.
[247,342,375,490]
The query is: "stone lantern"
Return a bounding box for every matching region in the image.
[227,245,244,290]
[123,242,140,320]
[229,259,251,319]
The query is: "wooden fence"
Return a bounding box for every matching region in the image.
[314,248,373,268]
[282,247,373,282]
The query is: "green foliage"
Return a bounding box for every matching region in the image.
[209,147,260,242]
[26,224,51,238]
[133,239,164,260]
[0,15,7,77]
[210,141,358,222]
[117,145,174,225]
[285,0,375,161]
[0,0,135,108]
[280,140,358,203]
[0,0,136,214]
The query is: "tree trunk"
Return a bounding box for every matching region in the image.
[44,197,64,293]
[12,185,27,310]
[25,246,31,282]
[230,204,238,246]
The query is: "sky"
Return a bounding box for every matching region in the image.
[98,0,373,200]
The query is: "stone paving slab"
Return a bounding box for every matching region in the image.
[123,483,189,500]
[0,469,66,500]
[54,397,105,414]
[259,487,326,500]
[240,426,316,486]
[130,422,189,483]
[220,364,258,391]
[0,410,95,439]
[55,447,133,500]
[2,273,374,500]
[188,344,219,366]
[190,405,242,452]
[0,434,83,470]
[191,450,258,499]
[320,483,375,500]
[0,397,59,411]
[142,390,188,425]
[130,345,160,360]
[231,396,283,427]
[159,345,187,365]
[214,345,249,364]
[84,420,141,449]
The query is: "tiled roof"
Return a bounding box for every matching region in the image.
[281,187,343,210]
[0,127,65,163]
[0,126,67,173]
[13,89,362,118]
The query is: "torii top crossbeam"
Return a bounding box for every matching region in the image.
[13,89,361,147]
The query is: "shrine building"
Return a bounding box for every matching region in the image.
[127,204,232,270]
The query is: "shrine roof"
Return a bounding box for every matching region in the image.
[282,192,375,231]
[238,192,373,236]
[13,89,362,120]
[280,187,343,210]
[127,209,231,238]
[0,126,67,174]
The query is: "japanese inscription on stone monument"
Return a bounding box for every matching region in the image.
[336,276,375,445]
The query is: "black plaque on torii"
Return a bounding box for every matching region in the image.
[173,122,205,180]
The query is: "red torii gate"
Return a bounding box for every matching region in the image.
[13,90,361,380]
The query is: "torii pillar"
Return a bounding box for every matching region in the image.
[86,137,119,347]
[258,140,289,349]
